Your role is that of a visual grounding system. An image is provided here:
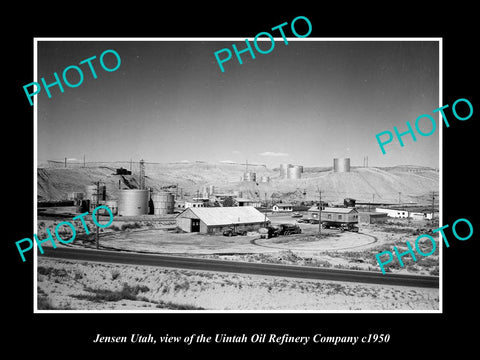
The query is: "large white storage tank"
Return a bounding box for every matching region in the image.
[287,165,303,179]
[333,158,351,173]
[118,189,149,216]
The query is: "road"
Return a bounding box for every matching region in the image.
[40,247,439,289]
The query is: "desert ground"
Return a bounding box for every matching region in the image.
[37,257,439,311]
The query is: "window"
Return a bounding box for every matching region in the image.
[338,215,342,220]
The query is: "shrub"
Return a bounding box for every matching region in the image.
[111,270,121,280]
[71,283,150,303]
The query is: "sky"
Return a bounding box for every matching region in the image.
[36,39,440,169]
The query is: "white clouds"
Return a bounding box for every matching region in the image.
[259,151,289,157]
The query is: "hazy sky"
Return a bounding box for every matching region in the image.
[37,39,440,168]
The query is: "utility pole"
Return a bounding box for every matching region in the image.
[431,191,436,219]
[398,192,402,205]
[317,186,322,234]
[264,192,267,226]
[95,181,100,250]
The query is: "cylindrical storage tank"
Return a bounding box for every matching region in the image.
[85,184,106,203]
[152,192,175,215]
[287,166,302,179]
[333,158,351,172]
[104,200,118,215]
[260,176,270,183]
[118,189,149,216]
[280,164,292,179]
[76,199,90,213]
[209,185,215,195]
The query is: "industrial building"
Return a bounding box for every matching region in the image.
[358,211,388,224]
[375,208,433,220]
[175,206,269,234]
[375,207,409,218]
[235,198,262,207]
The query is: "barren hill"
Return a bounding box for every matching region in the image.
[37,162,438,205]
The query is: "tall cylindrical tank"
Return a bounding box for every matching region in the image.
[287,166,302,179]
[333,158,351,172]
[85,184,106,203]
[152,192,175,215]
[280,163,292,179]
[209,185,215,195]
[118,189,149,216]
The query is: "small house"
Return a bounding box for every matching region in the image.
[272,203,294,212]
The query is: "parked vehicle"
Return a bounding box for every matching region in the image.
[291,212,303,218]
[309,218,320,224]
[276,223,302,235]
[259,226,278,239]
[223,227,247,236]
[322,222,359,232]
[297,218,310,223]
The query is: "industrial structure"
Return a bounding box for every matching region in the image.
[333,158,351,173]
[175,206,269,234]
[151,191,175,215]
[118,189,149,216]
[279,164,303,179]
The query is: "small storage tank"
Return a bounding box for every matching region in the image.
[333,158,351,173]
[104,200,118,215]
[152,192,175,215]
[85,184,106,203]
[287,165,302,179]
[260,176,270,183]
[118,189,149,216]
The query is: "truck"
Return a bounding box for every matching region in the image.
[258,226,278,239]
[223,227,247,236]
[275,223,302,235]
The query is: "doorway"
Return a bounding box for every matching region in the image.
[191,219,200,232]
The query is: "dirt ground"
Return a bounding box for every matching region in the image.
[36,214,440,275]
[37,257,439,311]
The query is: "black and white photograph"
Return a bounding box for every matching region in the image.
[34,39,440,312]
[7,6,478,355]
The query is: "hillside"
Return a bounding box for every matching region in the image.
[37,162,439,205]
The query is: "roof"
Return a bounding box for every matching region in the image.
[176,206,269,226]
[235,198,260,202]
[322,207,358,214]
[274,203,294,207]
[359,211,388,216]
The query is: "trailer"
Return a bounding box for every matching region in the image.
[320,207,359,232]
